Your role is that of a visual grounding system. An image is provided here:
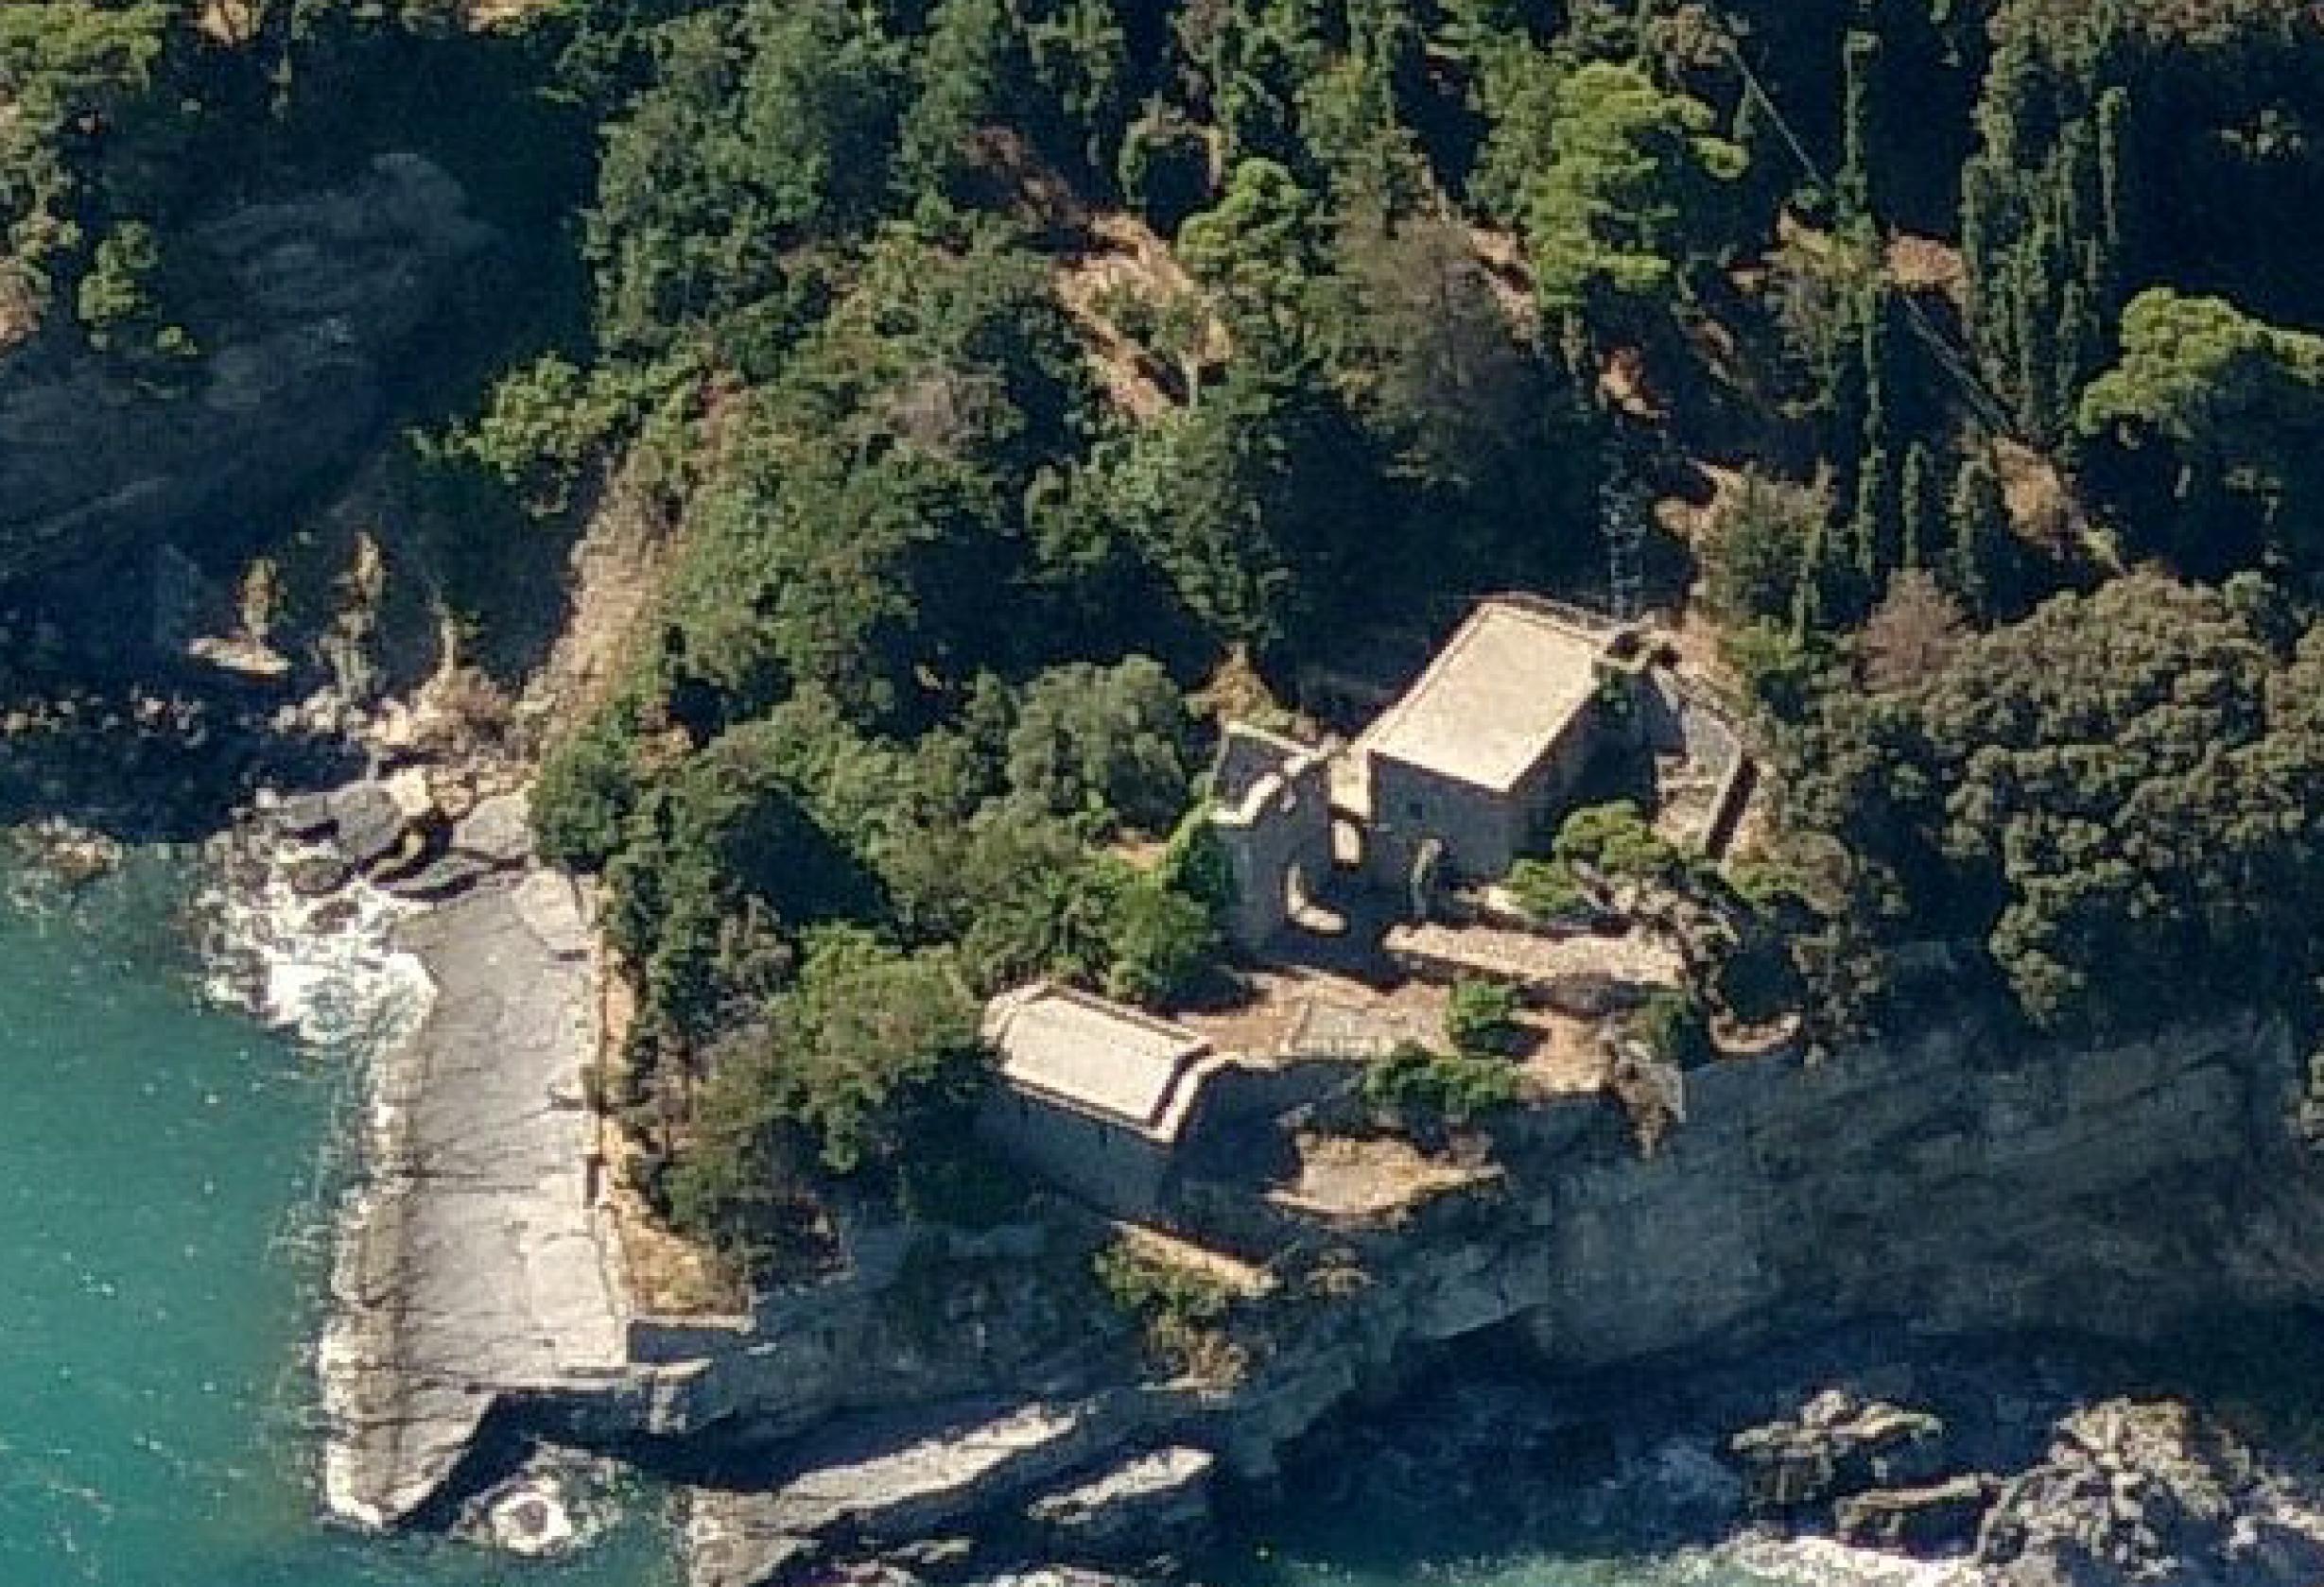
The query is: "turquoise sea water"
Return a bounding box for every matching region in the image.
[0,856,676,1587]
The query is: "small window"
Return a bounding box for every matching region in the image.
[1406,799,1425,821]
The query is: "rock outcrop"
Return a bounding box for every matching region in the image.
[634,1014,2324,1585]
[1729,1389,1949,1513]
[1021,1447,1217,1562]
[1834,1475,1997,1554]
[0,154,494,587]
[1975,1400,2324,1586]
[320,832,628,1530]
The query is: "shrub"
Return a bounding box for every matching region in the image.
[1362,1042,1521,1127]
[1101,874,1221,1008]
[1508,856,1590,923]
[1091,1236,1244,1381]
[1445,978,1523,1059]
[532,711,642,871]
[1552,801,1686,888]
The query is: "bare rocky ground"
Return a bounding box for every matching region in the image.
[241,775,633,1530]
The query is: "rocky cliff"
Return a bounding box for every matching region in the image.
[652,1013,2324,1585]
[0,154,494,587]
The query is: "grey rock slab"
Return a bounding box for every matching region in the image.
[685,1492,817,1587]
[323,878,625,1529]
[513,870,593,961]
[1024,1446,1216,1557]
[271,790,340,839]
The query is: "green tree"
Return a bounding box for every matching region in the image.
[0,2,172,295]
[1177,157,1324,360]
[2076,289,2324,573]
[1482,58,1744,346]
[1701,469,1830,626]
[1005,656,1193,835]
[1795,574,2324,1032]
[1943,452,2015,616]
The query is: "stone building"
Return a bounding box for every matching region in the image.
[1350,599,1613,896]
[1201,598,1636,953]
[978,983,1234,1220]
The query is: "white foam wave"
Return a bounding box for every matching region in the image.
[1706,1533,1981,1587]
[196,837,434,1057]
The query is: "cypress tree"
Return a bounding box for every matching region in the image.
[2012,240,2061,441]
[1947,453,2012,616]
[2055,275,2097,430]
[2095,86,2129,262]
[1900,441,1938,573]
[1851,441,1895,593]
[1837,29,1879,223]
[1792,513,1830,641]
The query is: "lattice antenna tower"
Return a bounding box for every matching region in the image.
[1603,474,1649,623]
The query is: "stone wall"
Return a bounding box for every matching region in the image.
[1209,725,1334,951]
[978,1088,1177,1221]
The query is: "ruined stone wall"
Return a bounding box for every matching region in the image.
[1209,729,1333,950]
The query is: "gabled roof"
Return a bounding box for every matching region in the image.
[1356,600,1604,793]
[982,984,1229,1143]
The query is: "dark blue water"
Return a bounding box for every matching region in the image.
[0,856,676,1587]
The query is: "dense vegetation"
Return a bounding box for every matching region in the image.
[8,0,2324,1264]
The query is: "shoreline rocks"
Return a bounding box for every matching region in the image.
[1977,1399,2324,1587]
[1729,1389,1951,1515]
[278,770,632,1532]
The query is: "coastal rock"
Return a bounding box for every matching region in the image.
[286,852,355,898]
[380,853,493,903]
[1834,1475,1996,1554]
[1975,1399,2324,1586]
[1023,1446,1217,1561]
[1728,1390,1949,1513]
[269,790,340,841]
[452,791,533,869]
[323,876,623,1530]
[0,154,494,589]
[327,783,409,874]
[643,1013,2324,1586]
